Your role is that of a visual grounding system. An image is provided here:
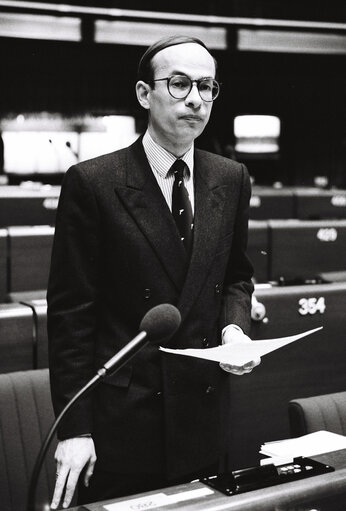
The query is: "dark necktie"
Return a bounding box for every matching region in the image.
[171,159,193,254]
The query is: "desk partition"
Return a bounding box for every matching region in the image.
[0,185,60,227]
[268,219,346,283]
[294,187,346,220]
[249,186,346,221]
[227,282,346,470]
[250,186,295,220]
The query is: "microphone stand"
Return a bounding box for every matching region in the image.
[27,331,147,511]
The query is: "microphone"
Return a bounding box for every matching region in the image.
[65,140,79,159]
[103,303,181,374]
[27,303,181,511]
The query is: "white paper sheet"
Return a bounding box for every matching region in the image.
[159,327,323,366]
[260,430,346,458]
[103,487,214,510]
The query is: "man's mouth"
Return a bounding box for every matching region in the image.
[179,115,203,122]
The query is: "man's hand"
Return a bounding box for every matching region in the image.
[220,325,261,375]
[51,437,96,509]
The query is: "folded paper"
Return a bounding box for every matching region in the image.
[159,327,323,366]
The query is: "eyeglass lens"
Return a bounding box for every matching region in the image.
[168,76,219,101]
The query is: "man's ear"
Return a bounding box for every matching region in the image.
[136,81,151,110]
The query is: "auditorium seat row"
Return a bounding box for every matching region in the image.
[0,184,346,228]
[250,185,346,220]
[248,218,346,283]
[1,217,346,304]
[0,225,54,302]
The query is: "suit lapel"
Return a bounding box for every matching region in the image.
[114,140,228,311]
[177,150,228,321]
[114,139,187,291]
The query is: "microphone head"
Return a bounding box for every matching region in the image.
[140,304,181,345]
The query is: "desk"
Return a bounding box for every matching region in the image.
[294,187,346,220]
[67,450,346,511]
[249,186,295,220]
[0,185,60,227]
[268,219,346,282]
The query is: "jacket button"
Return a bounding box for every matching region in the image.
[144,288,151,299]
[206,385,214,394]
[202,337,209,348]
[156,391,163,398]
[215,283,221,294]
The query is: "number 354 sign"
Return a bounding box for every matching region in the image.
[298,297,326,316]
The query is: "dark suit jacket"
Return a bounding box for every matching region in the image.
[47,137,254,479]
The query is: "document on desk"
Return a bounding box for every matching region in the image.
[261,430,346,459]
[159,327,323,366]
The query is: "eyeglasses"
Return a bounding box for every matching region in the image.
[152,75,220,102]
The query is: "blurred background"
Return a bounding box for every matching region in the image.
[1,0,346,187]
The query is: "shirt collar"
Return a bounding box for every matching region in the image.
[142,130,194,179]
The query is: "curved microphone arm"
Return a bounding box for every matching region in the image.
[26,303,180,511]
[27,330,149,510]
[27,367,107,511]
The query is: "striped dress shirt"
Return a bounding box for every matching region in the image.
[142,131,243,340]
[142,130,195,215]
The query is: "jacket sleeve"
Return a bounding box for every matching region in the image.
[220,163,254,335]
[47,164,101,439]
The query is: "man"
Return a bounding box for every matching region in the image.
[48,35,260,509]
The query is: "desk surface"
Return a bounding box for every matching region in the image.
[68,450,346,511]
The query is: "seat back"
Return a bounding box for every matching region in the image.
[0,229,7,302]
[289,390,346,438]
[7,226,54,294]
[0,369,56,511]
[0,303,35,373]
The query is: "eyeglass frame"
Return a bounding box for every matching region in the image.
[150,74,221,102]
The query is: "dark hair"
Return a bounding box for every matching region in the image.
[137,35,217,83]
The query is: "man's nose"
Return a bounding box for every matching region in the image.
[185,83,202,108]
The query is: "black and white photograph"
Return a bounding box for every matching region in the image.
[0,2,346,510]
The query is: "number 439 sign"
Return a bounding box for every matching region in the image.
[298,297,326,316]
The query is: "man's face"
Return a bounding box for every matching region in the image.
[145,43,216,153]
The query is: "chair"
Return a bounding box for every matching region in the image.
[289,391,346,438]
[7,226,54,295]
[0,303,37,373]
[7,292,49,369]
[0,369,56,511]
[0,228,7,302]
